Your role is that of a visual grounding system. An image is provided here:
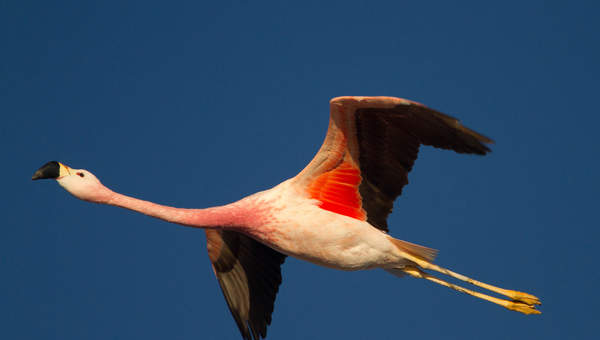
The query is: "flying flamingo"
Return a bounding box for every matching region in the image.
[32,96,541,339]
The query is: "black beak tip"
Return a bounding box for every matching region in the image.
[32,161,60,180]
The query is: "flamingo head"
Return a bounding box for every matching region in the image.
[32,161,111,203]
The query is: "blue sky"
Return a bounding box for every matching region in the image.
[2,1,599,339]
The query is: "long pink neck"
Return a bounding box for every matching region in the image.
[104,190,246,229]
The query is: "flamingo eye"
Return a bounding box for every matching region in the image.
[77,172,85,178]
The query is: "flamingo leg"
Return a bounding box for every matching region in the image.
[396,253,541,308]
[401,266,541,315]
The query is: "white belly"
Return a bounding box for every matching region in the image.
[279,221,397,270]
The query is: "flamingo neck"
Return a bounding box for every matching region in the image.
[104,190,245,229]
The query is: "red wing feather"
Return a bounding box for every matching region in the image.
[307,161,366,220]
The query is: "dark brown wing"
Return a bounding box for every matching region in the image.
[294,96,493,232]
[205,230,287,340]
[355,103,492,230]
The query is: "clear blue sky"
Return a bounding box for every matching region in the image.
[2,1,598,339]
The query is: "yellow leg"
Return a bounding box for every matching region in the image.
[402,266,541,315]
[397,252,541,307]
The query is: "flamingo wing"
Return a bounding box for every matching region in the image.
[294,96,493,232]
[205,230,286,340]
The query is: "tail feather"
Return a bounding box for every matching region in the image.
[388,236,438,262]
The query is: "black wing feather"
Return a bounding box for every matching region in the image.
[355,104,492,231]
[206,230,286,340]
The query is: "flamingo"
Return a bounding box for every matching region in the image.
[32,96,541,339]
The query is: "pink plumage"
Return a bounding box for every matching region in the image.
[32,96,541,340]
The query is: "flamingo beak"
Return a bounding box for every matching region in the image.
[32,161,72,180]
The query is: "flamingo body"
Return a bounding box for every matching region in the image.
[232,180,400,270]
[32,96,541,340]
